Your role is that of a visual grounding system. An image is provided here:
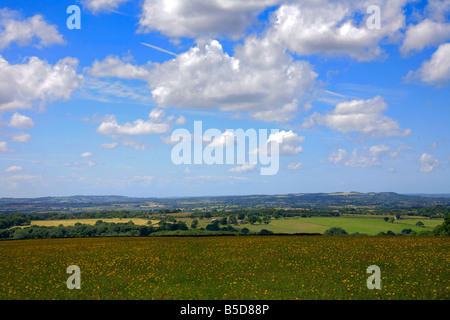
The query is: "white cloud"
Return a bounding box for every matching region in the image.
[405,42,450,86]
[287,161,302,170]
[63,161,97,168]
[99,142,118,149]
[122,140,150,150]
[148,39,317,119]
[265,0,407,61]
[86,55,152,80]
[81,152,94,158]
[304,96,411,138]
[0,8,64,49]
[10,132,31,143]
[87,161,97,167]
[328,149,347,164]
[268,130,305,155]
[84,38,317,123]
[148,108,166,122]
[418,153,439,173]
[389,145,413,158]
[138,0,279,39]
[9,112,34,129]
[424,0,450,22]
[250,130,305,157]
[400,0,450,55]
[4,165,22,173]
[400,19,450,55]
[250,100,299,123]
[0,141,11,153]
[79,77,152,104]
[96,108,171,137]
[160,133,195,145]
[81,0,130,14]
[175,115,186,125]
[0,55,81,112]
[227,163,257,174]
[206,131,235,148]
[328,144,390,168]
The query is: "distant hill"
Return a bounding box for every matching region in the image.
[0,192,449,214]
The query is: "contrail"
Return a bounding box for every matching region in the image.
[140,42,177,56]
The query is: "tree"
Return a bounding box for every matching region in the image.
[263,216,271,224]
[323,227,348,235]
[384,217,389,222]
[224,225,236,232]
[401,228,413,235]
[191,219,198,229]
[240,227,249,234]
[206,220,220,231]
[433,214,450,236]
[177,221,188,231]
[248,215,258,224]
[415,221,424,227]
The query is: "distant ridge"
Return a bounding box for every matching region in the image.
[406,194,450,198]
[0,192,449,214]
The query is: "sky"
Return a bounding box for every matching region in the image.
[0,0,449,198]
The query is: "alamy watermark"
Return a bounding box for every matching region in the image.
[66,265,81,289]
[367,5,381,30]
[366,265,381,290]
[170,121,280,176]
[66,5,81,30]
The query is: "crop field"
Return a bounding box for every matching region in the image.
[28,218,156,227]
[0,236,448,300]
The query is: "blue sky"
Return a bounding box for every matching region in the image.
[0,0,449,197]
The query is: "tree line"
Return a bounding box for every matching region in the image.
[0,220,193,240]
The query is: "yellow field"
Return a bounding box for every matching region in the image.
[0,236,448,300]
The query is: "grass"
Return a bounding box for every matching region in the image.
[0,236,448,300]
[393,219,442,228]
[297,217,433,235]
[237,219,328,234]
[216,216,441,235]
[28,216,444,235]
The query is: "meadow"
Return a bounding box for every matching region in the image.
[176,216,441,235]
[0,236,448,300]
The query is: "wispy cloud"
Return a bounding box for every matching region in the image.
[140,42,177,56]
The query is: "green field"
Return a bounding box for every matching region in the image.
[26,216,443,236]
[393,218,443,228]
[288,217,435,235]
[236,218,328,234]
[0,236,448,300]
[179,216,442,235]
